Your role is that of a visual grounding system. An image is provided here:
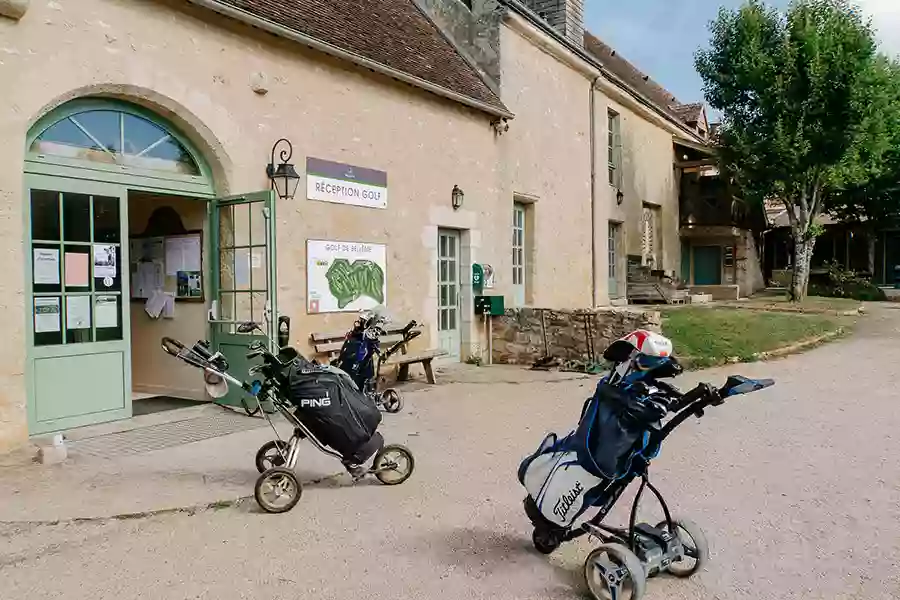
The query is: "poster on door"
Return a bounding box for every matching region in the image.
[306,239,386,314]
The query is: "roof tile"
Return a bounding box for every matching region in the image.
[583,32,705,129]
[212,0,507,113]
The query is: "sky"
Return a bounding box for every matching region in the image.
[584,0,900,109]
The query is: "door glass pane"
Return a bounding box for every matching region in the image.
[448,262,456,282]
[31,190,60,241]
[251,291,267,326]
[219,292,236,324]
[440,235,447,257]
[93,196,120,243]
[93,243,121,292]
[234,292,252,324]
[63,193,91,242]
[95,295,123,342]
[219,205,235,249]
[219,248,235,291]
[250,247,268,291]
[250,203,268,246]
[234,248,251,291]
[233,203,250,247]
[448,238,456,258]
[32,243,62,294]
[440,260,448,282]
[65,295,93,344]
[448,308,456,330]
[33,296,63,346]
[63,245,91,292]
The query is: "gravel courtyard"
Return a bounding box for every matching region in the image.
[2,306,899,600]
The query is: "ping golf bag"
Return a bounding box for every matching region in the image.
[286,358,384,464]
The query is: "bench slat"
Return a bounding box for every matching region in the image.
[311,321,415,343]
[313,334,405,355]
[383,348,448,365]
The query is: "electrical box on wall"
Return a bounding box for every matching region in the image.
[474,295,504,316]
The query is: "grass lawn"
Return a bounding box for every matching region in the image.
[661,307,847,368]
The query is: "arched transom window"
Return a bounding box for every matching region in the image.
[30,108,201,176]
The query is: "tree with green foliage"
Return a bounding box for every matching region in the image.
[696,0,900,301]
[829,57,900,274]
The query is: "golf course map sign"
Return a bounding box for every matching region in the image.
[307,239,387,314]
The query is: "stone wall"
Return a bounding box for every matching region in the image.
[491,307,661,365]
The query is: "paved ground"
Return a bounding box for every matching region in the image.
[2,306,900,599]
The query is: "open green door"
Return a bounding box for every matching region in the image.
[208,190,277,408]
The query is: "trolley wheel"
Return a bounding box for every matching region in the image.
[255,440,289,473]
[254,467,302,514]
[532,528,562,555]
[380,388,404,413]
[584,543,647,600]
[371,444,414,485]
[656,517,709,578]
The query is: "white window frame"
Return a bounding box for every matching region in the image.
[608,110,622,188]
[512,202,526,306]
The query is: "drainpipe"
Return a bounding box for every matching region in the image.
[589,75,602,308]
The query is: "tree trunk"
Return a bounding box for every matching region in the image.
[789,236,816,302]
[867,233,876,277]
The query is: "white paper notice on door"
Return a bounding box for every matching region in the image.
[34,297,61,333]
[165,236,201,276]
[33,248,61,285]
[66,295,91,330]
[93,244,117,279]
[95,296,119,329]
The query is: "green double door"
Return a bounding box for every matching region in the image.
[25,178,276,434]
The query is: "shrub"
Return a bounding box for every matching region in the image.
[811,261,887,301]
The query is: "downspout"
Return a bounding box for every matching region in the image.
[590,75,602,308]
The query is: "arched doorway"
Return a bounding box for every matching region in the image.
[22,98,271,434]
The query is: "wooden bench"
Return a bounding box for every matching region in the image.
[310,324,448,384]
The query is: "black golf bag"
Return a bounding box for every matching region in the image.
[286,358,384,464]
[334,334,376,393]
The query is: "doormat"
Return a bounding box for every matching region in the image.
[132,396,206,417]
[66,409,266,459]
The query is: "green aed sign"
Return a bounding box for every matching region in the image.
[472,263,484,294]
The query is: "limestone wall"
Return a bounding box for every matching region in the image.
[491,307,660,365]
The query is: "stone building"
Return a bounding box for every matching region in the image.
[0,0,709,453]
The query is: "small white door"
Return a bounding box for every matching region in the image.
[512,203,526,306]
[437,229,461,358]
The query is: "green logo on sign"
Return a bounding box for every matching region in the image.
[325,259,386,309]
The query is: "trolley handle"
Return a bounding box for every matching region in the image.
[161,337,186,357]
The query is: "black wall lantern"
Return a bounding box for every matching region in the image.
[266,138,301,201]
[451,184,464,210]
[616,189,624,205]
